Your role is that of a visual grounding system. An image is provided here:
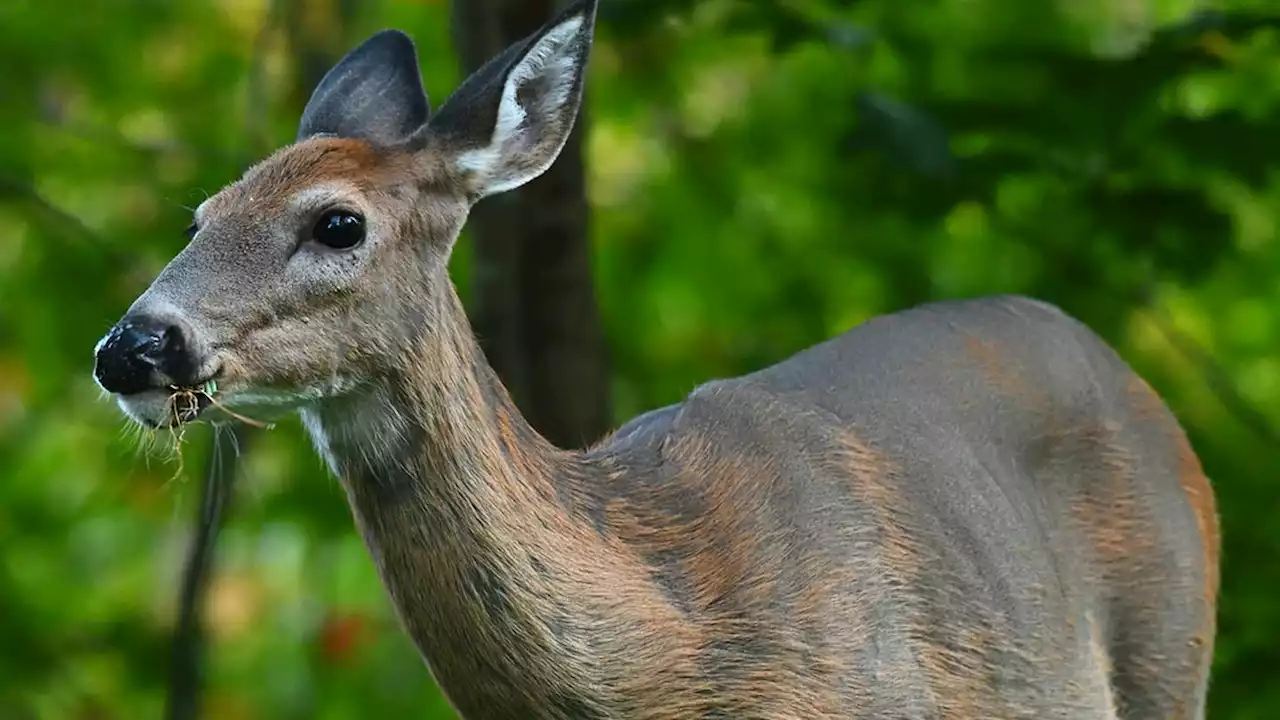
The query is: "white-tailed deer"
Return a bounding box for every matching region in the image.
[92,1,1219,717]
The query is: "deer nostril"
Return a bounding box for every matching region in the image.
[94,316,197,395]
[140,325,184,368]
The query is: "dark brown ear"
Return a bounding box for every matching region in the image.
[297,29,431,146]
[424,0,598,199]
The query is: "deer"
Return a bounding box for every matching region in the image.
[91,0,1219,717]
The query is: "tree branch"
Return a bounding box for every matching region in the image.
[164,426,247,720]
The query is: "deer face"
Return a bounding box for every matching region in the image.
[92,2,597,428]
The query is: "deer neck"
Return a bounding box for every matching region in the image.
[299,285,597,710]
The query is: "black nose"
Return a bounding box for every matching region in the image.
[93,315,195,395]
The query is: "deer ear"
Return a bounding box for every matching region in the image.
[425,0,597,199]
[297,30,430,145]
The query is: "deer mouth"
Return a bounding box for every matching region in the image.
[115,370,317,430]
[162,381,218,427]
[113,376,221,430]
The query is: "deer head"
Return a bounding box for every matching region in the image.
[92,1,598,429]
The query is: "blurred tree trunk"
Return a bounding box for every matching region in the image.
[451,0,612,449]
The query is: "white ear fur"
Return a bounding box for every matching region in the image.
[456,15,587,198]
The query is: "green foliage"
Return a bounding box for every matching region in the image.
[1,0,1277,717]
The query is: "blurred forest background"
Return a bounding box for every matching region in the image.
[1,0,1278,717]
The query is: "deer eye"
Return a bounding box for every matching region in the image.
[311,210,365,250]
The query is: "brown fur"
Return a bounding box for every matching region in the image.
[962,334,1026,398]
[1179,436,1220,643]
[839,433,999,719]
[1125,376,1220,628]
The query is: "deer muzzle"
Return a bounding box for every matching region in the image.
[93,313,218,427]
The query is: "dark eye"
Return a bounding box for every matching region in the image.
[311,210,365,250]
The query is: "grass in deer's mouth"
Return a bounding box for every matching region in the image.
[165,384,209,426]
[156,380,272,487]
[159,385,203,485]
[163,380,274,430]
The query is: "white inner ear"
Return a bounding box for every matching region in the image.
[458,16,584,197]
[494,16,583,143]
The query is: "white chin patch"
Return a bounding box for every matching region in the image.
[114,378,358,429]
[114,386,310,429]
[116,389,178,429]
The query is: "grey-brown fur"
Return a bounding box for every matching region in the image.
[94,1,1218,717]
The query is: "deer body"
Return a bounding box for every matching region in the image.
[92,1,1218,717]
[306,290,1217,719]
